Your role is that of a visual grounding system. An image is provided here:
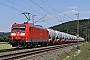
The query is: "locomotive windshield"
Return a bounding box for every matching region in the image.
[12,26,26,31]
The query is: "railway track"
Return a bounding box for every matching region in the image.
[0,48,22,53]
[0,43,80,60]
[0,45,44,53]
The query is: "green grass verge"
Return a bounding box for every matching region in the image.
[56,42,90,60]
[56,46,77,60]
[72,42,90,60]
[0,42,12,50]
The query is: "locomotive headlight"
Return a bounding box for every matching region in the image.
[11,33,16,36]
[20,33,25,36]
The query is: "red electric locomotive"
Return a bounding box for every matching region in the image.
[9,13,85,48]
[9,22,49,47]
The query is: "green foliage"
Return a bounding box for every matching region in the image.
[0,32,10,42]
[50,19,90,41]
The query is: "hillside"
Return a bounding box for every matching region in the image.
[50,19,90,41]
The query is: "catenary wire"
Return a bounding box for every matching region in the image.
[6,0,48,22]
[6,0,41,14]
[40,0,74,20]
[29,0,61,21]
[0,2,22,12]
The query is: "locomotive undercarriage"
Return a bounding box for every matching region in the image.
[9,40,50,48]
[9,40,26,47]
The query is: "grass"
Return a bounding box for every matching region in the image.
[56,46,77,60]
[72,42,90,60]
[0,42,12,50]
[56,42,90,60]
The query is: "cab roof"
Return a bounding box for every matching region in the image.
[12,22,46,29]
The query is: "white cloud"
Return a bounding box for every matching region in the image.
[82,18,90,19]
[59,10,90,20]
[46,14,55,18]
[60,10,79,15]
[81,11,90,14]
[67,6,78,9]
[59,10,90,15]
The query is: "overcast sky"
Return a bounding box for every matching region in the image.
[0,0,90,32]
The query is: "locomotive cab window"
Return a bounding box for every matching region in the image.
[19,26,26,31]
[12,26,26,31]
[12,26,18,31]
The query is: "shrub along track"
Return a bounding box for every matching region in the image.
[0,43,81,60]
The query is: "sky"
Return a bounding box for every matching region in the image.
[0,0,90,32]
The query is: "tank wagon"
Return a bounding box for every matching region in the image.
[9,23,85,47]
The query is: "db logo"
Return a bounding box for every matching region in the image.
[17,33,20,36]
